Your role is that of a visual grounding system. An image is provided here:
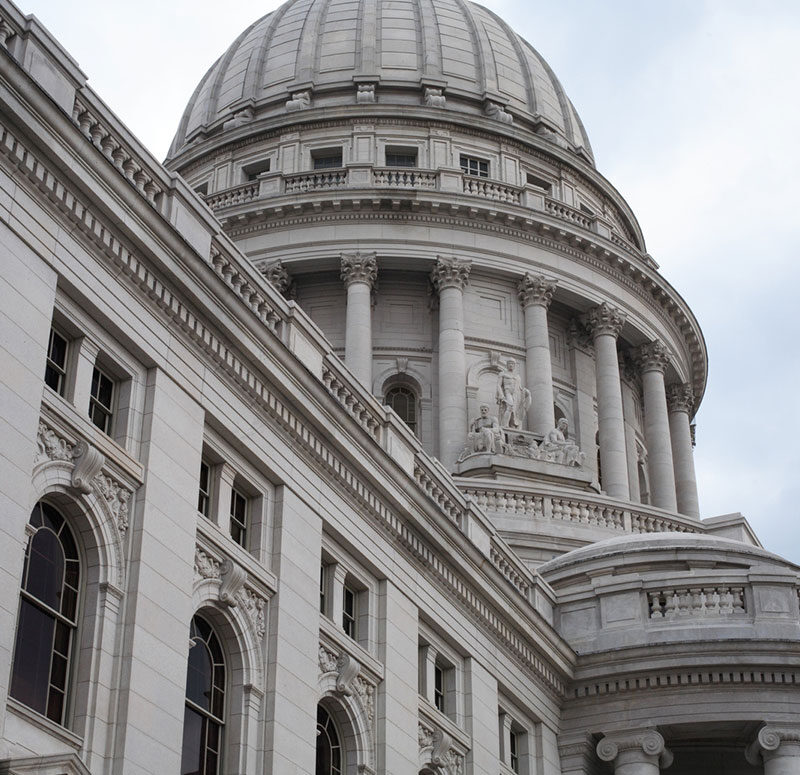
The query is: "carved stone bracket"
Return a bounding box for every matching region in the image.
[71,441,106,493]
[340,251,378,289]
[596,729,673,770]
[430,256,471,293]
[418,722,465,775]
[219,559,247,606]
[517,273,557,309]
[582,302,626,339]
[636,340,670,374]
[666,382,694,415]
[318,641,377,730]
[745,724,800,766]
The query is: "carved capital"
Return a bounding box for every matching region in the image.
[582,302,626,339]
[597,729,672,769]
[341,251,378,289]
[430,256,471,293]
[746,724,800,765]
[635,340,670,374]
[666,382,694,414]
[567,319,593,354]
[517,273,557,309]
[71,441,106,493]
[261,260,292,295]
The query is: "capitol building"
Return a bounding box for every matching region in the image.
[0,1,798,774]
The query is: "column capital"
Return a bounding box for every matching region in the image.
[340,251,377,289]
[430,255,471,292]
[667,382,694,414]
[582,302,626,339]
[597,729,673,769]
[517,273,557,309]
[745,724,800,766]
[636,340,670,374]
[261,259,292,295]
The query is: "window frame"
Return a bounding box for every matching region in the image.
[198,460,213,518]
[88,364,116,435]
[44,326,69,396]
[229,486,249,549]
[459,154,489,178]
[312,148,344,170]
[384,383,419,435]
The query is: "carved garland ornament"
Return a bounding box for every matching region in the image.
[35,422,133,535]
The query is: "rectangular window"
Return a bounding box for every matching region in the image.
[44,328,68,396]
[242,158,271,181]
[525,172,552,193]
[312,150,343,169]
[342,584,357,639]
[386,151,417,167]
[460,154,489,178]
[89,366,114,434]
[197,461,211,517]
[510,730,519,773]
[229,487,248,548]
[320,564,327,614]
[434,664,445,712]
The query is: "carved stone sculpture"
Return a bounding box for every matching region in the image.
[496,358,530,429]
[485,100,513,124]
[285,90,311,112]
[467,404,503,455]
[540,418,585,466]
[356,83,376,103]
[424,87,446,108]
[222,107,253,130]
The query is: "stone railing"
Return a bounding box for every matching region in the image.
[459,480,702,538]
[284,168,348,193]
[461,174,521,204]
[321,357,384,440]
[489,541,531,597]
[372,167,438,188]
[544,199,595,230]
[648,586,746,619]
[204,181,259,209]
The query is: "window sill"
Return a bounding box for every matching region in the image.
[7,697,84,749]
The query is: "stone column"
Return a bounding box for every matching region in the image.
[667,383,700,518]
[517,273,557,435]
[583,303,629,499]
[431,256,471,467]
[597,729,673,774]
[341,251,377,386]
[746,724,800,774]
[636,341,677,511]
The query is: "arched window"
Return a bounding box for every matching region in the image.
[181,615,225,775]
[316,705,343,775]
[10,501,80,725]
[385,385,418,434]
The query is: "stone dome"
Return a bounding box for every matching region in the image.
[168,0,593,161]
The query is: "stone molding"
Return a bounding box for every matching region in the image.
[517,273,557,309]
[636,340,670,374]
[666,382,694,414]
[746,724,800,765]
[340,251,378,288]
[430,256,471,292]
[0,115,567,698]
[596,728,673,769]
[582,302,626,339]
[260,259,292,295]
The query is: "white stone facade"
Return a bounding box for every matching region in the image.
[0,1,797,774]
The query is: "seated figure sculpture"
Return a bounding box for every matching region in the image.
[466,404,504,455]
[496,358,531,428]
[540,418,585,466]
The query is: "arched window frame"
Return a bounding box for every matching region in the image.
[383,380,421,436]
[316,704,343,775]
[10,501,81,726]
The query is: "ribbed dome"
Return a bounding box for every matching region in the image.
[167,0,593,162]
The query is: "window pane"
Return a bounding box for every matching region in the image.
[25,529,65,611]
[181,705,205,775]
[186,640,213,712]
[10,598,56,715]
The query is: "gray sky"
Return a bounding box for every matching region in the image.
[23,0,800,561]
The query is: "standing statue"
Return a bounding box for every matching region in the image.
[540,418,585,466]
[496,358,531,428]
[467,404,503,455]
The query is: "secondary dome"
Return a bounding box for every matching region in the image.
[168,0,593,161]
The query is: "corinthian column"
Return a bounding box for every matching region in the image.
[746,724,800,774]
[583,303,629,499]
[341,251,377,386]
[431,256,471,468]
[636,341,677,511]
[666,383,700,518]
[517,274,557,435]
[597,729,673,775]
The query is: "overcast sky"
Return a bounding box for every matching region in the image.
[22,0,800,562]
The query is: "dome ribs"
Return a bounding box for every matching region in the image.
[356,0,378,75]
[453,0,491,96]
[296,0,332,86]
[247,2,293,105]
[416,0,444,78]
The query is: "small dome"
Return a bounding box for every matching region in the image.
[167,0,593,161]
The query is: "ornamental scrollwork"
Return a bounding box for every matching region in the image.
[430,256,471,292]
[418,723,465,775]
[340,251,378,289]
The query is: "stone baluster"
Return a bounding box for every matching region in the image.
[341,251,377,386]
[597,729,673,774]
[431,256,471,468]
[517,274,557,435]
[636,341,677,511]
[583,303,629,499]
[746,724,800,774]
[666,382,700,518]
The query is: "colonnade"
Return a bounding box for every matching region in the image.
[306,253,701,518]
[595,724,800,774]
